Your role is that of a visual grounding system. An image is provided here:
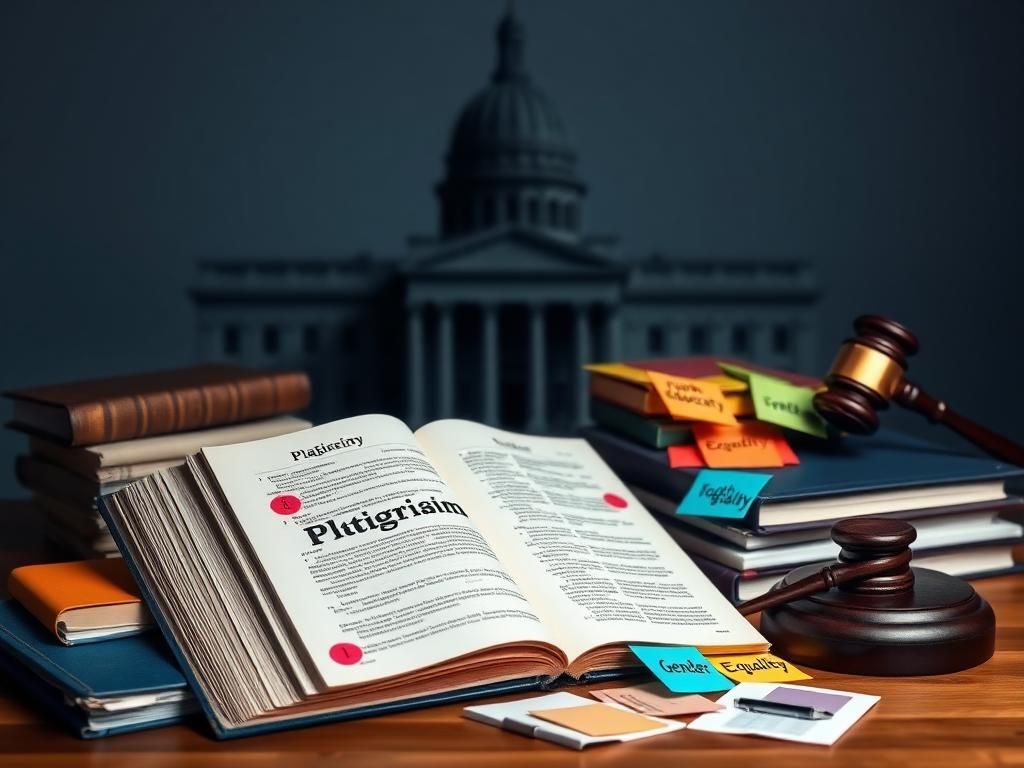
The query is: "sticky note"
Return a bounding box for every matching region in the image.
[591,683,724,716]
[676,469,771,518]
[630,645,735,693]
[528,703,664,736]
[710,654,812,683]
[700,373,749,393]
[692,423,784,469]
[748,373,829,438]
[584,362,652,386]
[647,372,738,426]
[716,362,753,382]
[774,434,800,465]
[667,444,706,468]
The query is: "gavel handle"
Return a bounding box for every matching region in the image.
[736,552,910,616]
[896,380,1024,466]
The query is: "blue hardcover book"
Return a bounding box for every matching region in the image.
[581,426,1024,532]
[0,600,194,738]
[97,415,767,739]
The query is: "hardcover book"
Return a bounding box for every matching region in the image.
[8,559,151,645]
[0,600,192,738]
[658,506,1023,572]
[589,398,693,449]
[691,541,1024,604]
[586,357,818,418]
[27,415,311,473]
[101,415,767,738]
[583,426,1024,531]
[4,365,311,446]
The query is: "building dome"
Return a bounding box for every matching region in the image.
[437,7,586,240]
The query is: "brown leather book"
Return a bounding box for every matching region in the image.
[589,376,754,418]
[4,364,311,446]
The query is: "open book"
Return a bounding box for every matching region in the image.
[103,415,766,737]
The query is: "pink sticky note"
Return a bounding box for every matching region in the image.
[774,436,800,465]
[667,444,706,469]
[591,682,725,717]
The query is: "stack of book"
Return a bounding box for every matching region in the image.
[582,357,1024,604]
[3,365,312,558]
[0,558,192,738]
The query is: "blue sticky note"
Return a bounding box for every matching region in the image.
[629,645,735,693]
[677,469,771,519]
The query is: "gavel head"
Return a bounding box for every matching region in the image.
[813,315,919,434]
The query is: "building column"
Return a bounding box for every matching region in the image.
[286,323,302,356]
[481,304,499,425]
[528,304,547,432]
[752,323,772,365]
[794,320,816,374]
[242,323,261,363]
[711,320,730,356]
[198,325,217,360]
[605,305,622,360]
[438,304,455,418]
[406,304,425,426]
[574,305,591,426]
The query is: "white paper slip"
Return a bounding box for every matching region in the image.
[687,683,879,746]
[463,692,685,750]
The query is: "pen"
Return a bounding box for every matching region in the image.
[733,697,833,720]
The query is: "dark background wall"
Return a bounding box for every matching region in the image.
[1,0,1022,497]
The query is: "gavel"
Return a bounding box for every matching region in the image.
[812,315,1024,466]
[735,517,995,676]
[735,517,914,616]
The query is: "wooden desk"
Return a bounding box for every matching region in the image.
[1,500,1022,767]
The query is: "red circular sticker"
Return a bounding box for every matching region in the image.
[603,492,628,509]
[270,495,302,515]
[329,642,363,665]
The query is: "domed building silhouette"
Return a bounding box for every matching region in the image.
[193,6,819,430]
[438,9,584,243]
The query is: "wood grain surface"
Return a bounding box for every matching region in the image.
[1,500,1022,766]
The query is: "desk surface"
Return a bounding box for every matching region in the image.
[1,501,1022,767]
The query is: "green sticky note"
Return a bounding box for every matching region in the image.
[677,469,771,518]
[717,361,753,382]
[748,372,829,438]
[629,645,735,693]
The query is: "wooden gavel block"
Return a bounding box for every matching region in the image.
[744,518,995,676]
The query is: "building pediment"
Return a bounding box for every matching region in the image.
[405,229,623,277]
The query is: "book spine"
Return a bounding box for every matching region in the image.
[6,575,60,639]
[64,372,311,446]
[16,455,100,505]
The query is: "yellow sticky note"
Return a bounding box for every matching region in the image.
[710,653,812,683]
[529,703,663,737]
[584,362,652,386]
[647,372,738,426]
[700,373,749,394]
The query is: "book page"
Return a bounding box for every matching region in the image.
[415,420,766,665]
[201,415,556,690]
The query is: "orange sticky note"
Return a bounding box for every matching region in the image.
[774,434,800,465]
[528,703,664,737]
[647,372,738,426]
[667,444,706,469]
[693,422,784,468]
[591,683,725,716]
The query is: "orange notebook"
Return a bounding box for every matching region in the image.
[8,559,151,645]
